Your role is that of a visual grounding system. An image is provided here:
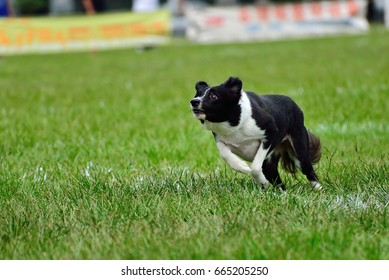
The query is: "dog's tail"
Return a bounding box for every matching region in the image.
[280,131,321,174]
[308,131,321,164]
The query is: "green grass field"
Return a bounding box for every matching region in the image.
[0,29,388,259]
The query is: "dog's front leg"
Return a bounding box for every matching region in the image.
[250,142,270,187]
[216,141,251,174]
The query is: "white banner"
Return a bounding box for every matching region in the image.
[187,0,369,43]
[0,260,388,280]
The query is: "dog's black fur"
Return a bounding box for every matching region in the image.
[190,77,321,190]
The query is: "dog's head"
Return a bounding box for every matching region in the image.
[190,77,242,123]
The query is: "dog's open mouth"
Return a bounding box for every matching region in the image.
[193,109,205,114]
[192,109,206,120]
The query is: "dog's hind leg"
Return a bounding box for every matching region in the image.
[263,156,285,191]
[289,127,322,190]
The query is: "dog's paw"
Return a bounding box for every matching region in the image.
[251,171,269,188]
[311,181,323,191]
[233,163,252,174]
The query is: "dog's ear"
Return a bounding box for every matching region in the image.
[223,77,242,94]
[195,81,209,91]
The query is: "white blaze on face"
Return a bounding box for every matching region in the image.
[191,88,210,120]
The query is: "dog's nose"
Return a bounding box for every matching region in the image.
[190,99,200,107]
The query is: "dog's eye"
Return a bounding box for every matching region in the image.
[209,92,218,101]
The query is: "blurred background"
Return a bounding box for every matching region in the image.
[0,1,385,23]
[0,1,387,54]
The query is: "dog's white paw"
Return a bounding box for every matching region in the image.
[237,164,252,174]
[228,162,251,174]
[311,181,323,191]
[251,170,269,188]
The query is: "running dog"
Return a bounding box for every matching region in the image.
[190,77,322,190]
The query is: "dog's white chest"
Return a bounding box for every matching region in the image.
[215,123,264,162]
[207,123,265,163]
[225,139,261,162]
[203,92,267,162]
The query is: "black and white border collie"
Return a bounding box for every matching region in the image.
[190,77,322,191]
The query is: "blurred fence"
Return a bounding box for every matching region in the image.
[187,0,369,43]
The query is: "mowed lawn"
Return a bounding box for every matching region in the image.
[0,29,388,259]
